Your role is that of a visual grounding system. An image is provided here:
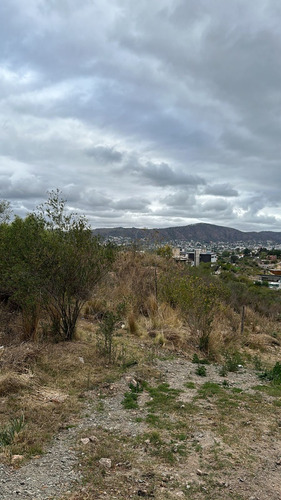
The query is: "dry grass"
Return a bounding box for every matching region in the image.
[1,250,281,471]
[0,372,29,397]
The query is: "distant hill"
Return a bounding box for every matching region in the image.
[93,223,281,244]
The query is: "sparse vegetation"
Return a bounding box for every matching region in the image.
[1,193,281,498]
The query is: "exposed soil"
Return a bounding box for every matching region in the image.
[1,353,281,499]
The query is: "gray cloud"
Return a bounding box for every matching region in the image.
[131,161,206,187]
[0,0,280,230]
[204,184,238,197]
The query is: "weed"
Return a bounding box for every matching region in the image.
[195,365,207,377]
[252,384,281,397]
[260,362,281,384]
[253,355,263,371]
[222,351,244,373]
[222,380,230,387]
[96,401,105,412]
[184,381,196,389]
[146,383,182,412]
[0,415,25,447]
[197,382,222,398]
[192,353,210,365]
[219,365,228,377]
[122,381,143,409]
[147,431,162,445]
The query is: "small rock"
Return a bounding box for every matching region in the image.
[78,357,85,364]
[80,438,90,445]
[196,469,208,476]
[89,435,98,443]
[99,458,112,468]
[126,376,138,388]
[11,455,24,464]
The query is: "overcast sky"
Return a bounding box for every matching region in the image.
[1,0,281,231]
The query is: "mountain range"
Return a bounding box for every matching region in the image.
[93,223,281,245]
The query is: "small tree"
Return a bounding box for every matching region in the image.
[34,190,116,341]
[0,214,45,340]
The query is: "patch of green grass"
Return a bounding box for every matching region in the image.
[273,399,281,407]
[232,388,243,394]
[252,384,281,397]
[197,382,223,398]
[146,383,182,412]
[146,431,162,445]
[175,432,188,441]
[122,390,139,409]
[184,381,196,389]
[122,381,144,409]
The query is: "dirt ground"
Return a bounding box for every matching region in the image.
[1,345,281,500]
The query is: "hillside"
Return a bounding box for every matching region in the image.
[93,223,281,244]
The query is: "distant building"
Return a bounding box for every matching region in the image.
[172,247,217,266]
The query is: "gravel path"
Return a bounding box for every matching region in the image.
[0,428,80,499]
[0,357,280,499]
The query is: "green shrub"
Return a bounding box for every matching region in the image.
[0,415,25,447]
[195,365,207,377]
[260,362,281,384]
[192,354,210,365]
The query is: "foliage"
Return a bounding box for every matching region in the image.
[0,191,116,341]
[192,353,210,365]
[260,362,281,384]
[156,244,173,259]
[0,415,25,447]
[122,382,144,409]
[0,200,11,224]
[219,351,244,376]
[97,303,125,362]
[195,365,207,376]
[0,215,46,339]
[159,268,224,352]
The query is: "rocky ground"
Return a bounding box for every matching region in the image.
[1,354,281,499]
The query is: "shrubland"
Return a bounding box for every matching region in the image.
[0,192,281,469]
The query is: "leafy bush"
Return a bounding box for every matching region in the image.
[260,362,281,384]
[195,365,207,377]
